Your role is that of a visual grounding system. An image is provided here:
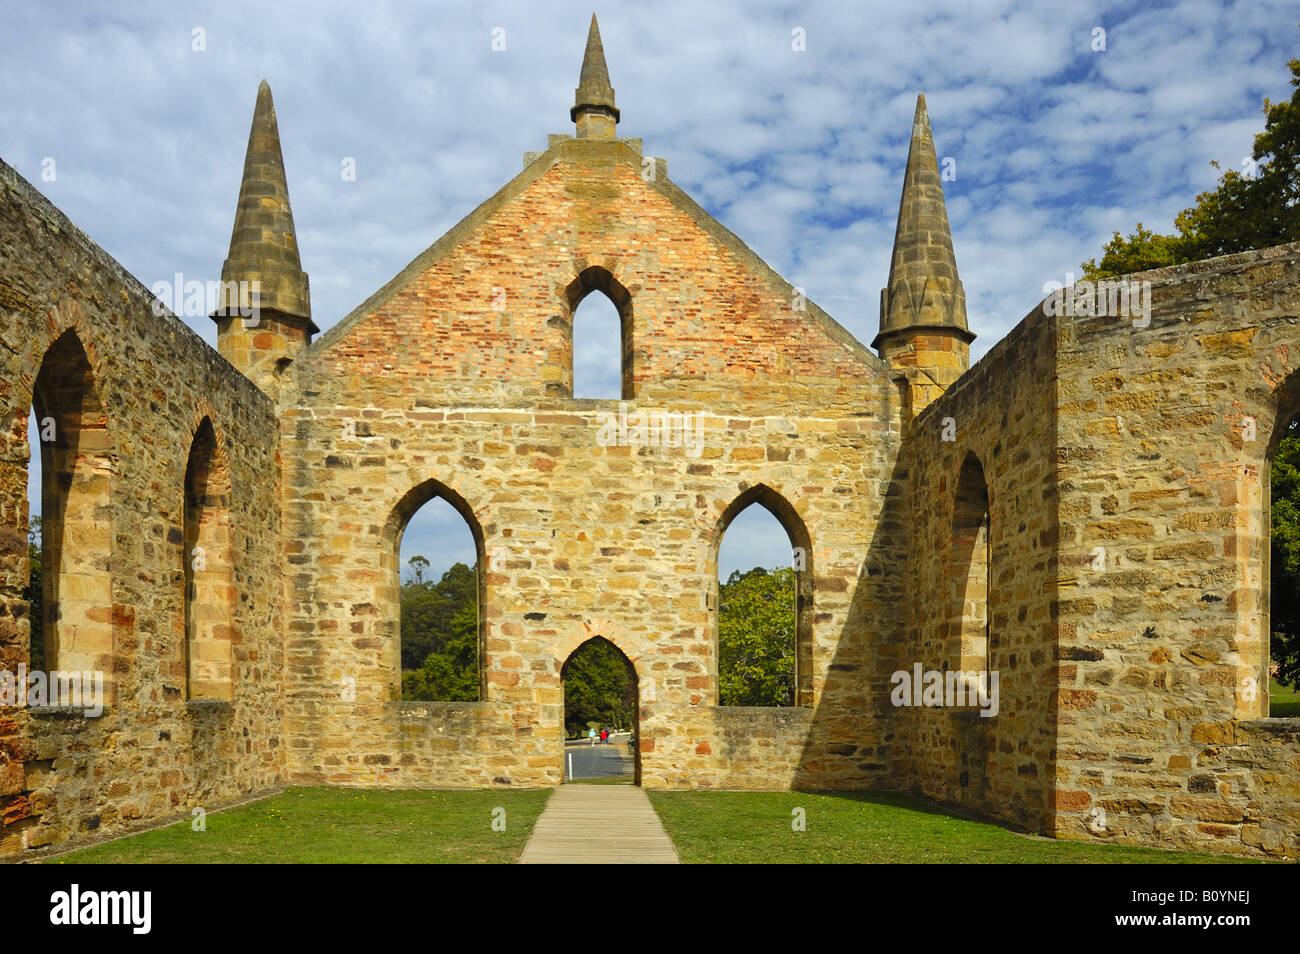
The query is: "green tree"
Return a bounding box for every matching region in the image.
[1271,421,1300,689]
[400,559,476,671]
[562,639,635,738]
[400,560,478,701]
[1082,56,1300,280]
[1080,223,1190,280]
[23,515,42,672]
[401,597,478,702]
[718,566,795,707]
[407,554,429,584]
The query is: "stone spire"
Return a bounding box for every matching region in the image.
[571,14,619,139]
[874,94,971,352]
[212,80,316,395]
[214,79,313,326]
[874,94,973,406]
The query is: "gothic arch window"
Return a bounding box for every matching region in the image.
[183,418,235,700]
[24,408,43,673]
[713,485,814,707]
[949,452,991,679]
[385,480,485,702]
[28,329,114,691]
[564,267,634,400]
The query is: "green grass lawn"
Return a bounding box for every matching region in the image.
[647,790,1265,864]
[49,787,551,864]
[1271,677,1300,717]
[42,785,1281,865]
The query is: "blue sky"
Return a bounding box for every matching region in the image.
[6,0,1296,579]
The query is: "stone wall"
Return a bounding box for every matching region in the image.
[1047,242,1300,857]
[884,243,1300,857]
[279,136,902,793]
[0,161,284,854]
[894,305,1061,832]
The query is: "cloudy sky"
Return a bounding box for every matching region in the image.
[5,0,1295,580]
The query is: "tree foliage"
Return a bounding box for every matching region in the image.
[718,566,795,707]
[399,559,475,672]
[400,558,478,701]
[1081,56,1300,280]
[1271,422,1300,688]
[562,638,635,738]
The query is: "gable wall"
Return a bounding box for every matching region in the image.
[279,142,900,791]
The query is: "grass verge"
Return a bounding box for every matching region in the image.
[48,787,550,864]
[646,790,1265,864]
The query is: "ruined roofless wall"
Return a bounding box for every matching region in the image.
[0,160,285,856]
[1049,243,1300,858]
[278,135,907,792]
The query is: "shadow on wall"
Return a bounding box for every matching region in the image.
[792,309,1059,837]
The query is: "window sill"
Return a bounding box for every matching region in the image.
[25,705,108,719]
[186,699,233,713]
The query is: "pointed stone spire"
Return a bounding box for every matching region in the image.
[874,94,971,353]
[212,80,315,394]
[571,14,619,139]
[214,79,313,328]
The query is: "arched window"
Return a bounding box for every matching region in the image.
[24,409,43,673]
[29,330,113,690]
[949,452,991,679]
[183,418,234,700]
[565,267,633,400]
[386,481,484,702]
[713,485,813,707]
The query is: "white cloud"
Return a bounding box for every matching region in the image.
[3,0,1295,568]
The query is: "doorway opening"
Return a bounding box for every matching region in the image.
[561,636,639,785]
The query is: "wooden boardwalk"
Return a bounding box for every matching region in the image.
[518,785,681,864]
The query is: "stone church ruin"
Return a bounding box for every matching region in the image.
[0,16,1296,859]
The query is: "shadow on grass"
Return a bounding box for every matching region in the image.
[803,789,983,819]
[645,789,1270,864]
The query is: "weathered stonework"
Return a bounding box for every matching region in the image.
[0,161,283,855]
[1044,247,1300,856]
[0,17,1296,859]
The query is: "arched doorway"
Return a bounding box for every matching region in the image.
[560,636,639,784]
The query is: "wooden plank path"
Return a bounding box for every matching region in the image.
[518,785,681,864]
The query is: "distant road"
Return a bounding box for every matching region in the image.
[564,733,633,779]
